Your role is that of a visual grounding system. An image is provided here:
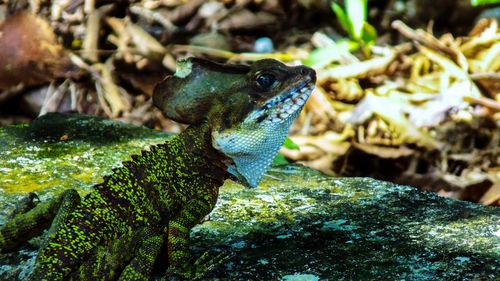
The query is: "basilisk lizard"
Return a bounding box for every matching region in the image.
[0,57,316,280]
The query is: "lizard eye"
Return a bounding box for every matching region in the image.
[255,73,276,91]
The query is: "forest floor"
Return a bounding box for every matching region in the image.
[0,0,499,205]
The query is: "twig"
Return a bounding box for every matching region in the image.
[82,4,114,62]
[172,45,295,62]
[93,61,129,117]
[94,80,113,117]
[417,45,469,81]
[392,20,468,70]
[106,17,166,59]
[40,80,70,116]
[0,84,25,105]
[51,0,72,20]
[84,0,95,14]
[318,51,396,80]
[470,72,500,80]
[130,5,177,33]
[464,96,500,112]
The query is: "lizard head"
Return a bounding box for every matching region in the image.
[153,57,316,188]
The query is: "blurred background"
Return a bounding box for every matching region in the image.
[0,0,499,205]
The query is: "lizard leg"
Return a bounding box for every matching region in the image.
[0,189,80,252]
[30,190,126,281]
[118,228,165,281]
[7,192,40,219]
[71,229,137,281]
[166,191,220,278]
[72,227,164,281]
[71,227,162,281]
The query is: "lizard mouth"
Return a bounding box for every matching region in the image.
[246,80,315,124]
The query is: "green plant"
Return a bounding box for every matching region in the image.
[470,0,500,6]
[331,0,377,56]
[304,39,356,68]
[273,137,300,165]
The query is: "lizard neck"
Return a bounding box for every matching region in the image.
[177,122,229,181]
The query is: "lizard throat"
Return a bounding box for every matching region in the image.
[213,80,315,188]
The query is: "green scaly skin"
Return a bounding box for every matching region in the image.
[0,57,316,280]
[1,123,227,280]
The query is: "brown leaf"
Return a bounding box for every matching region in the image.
[317,44,411,81]
[392,20,468,70]
[165,0,205,24]
[341,93,441,149]
[0,12,78,90]
[304,87,337,122]
[351,142,415,159]
[94,62,130,117]
[218,10,277,31]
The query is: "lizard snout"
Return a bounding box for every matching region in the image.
[298,66,316,83]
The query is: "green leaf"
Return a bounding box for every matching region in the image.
[304,40,355,68]
[361,22,377,45]
[471,0,500,6]
[331,2,353,37]
[346,0,367,40]
[283,137,300,150]
[272,153,289,165]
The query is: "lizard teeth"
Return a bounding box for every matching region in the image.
[247,81,314,124]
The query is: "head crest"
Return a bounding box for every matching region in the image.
[153,58,249,124]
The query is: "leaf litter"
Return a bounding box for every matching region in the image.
[0,1,498,205]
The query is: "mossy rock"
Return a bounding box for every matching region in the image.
[0,113,170,196]
[0,113,499,280]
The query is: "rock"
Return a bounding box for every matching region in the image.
[0,113,499,280]
[476,7,500,22]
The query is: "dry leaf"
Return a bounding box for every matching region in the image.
[0,12,78,90]
[478,184,500,205]
[218,10,276,31]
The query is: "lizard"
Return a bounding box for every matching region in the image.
[0,57,316,280]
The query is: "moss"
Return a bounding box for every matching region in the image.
[0,113,172,195]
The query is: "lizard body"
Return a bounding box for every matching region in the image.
[0,58,316,280]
